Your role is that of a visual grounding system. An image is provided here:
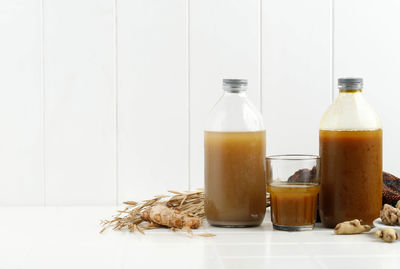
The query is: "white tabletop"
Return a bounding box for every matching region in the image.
[1,206,399,269]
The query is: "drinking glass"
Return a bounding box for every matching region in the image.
[266,155,320,231]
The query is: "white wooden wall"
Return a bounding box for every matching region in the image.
[0,0,399,205]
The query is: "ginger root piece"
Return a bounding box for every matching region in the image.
[375,228,399,243]
[334,219,371,235]
[141,204,201,229]
[380,204,400,226]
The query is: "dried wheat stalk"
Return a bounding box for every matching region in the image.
[101,189,270,234]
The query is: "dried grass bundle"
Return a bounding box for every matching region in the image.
[101,189,270,234]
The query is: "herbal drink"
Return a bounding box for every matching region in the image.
[319,129,382,228]
[204,130,266,227]
[268,184,320,226]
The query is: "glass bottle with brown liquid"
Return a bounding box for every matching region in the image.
[204,79,266,227]
[319,78,382,228]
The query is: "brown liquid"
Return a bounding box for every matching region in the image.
[204,131,266,227]
[268,184,320,227]
[319,129,382,228]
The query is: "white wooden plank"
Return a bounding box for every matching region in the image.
[262,0,331,156]
[190,0,261,189]
[334,0,400,176]
[117,0,189,202]
[0,0,43,205]
[44,0,115,205]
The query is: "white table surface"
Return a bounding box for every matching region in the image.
[1,206,400,269]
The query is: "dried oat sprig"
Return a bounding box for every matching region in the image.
[100,195,165,233]
[167,189,205,219]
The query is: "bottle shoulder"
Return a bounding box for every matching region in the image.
[319,92,382,130]
[205,94,265,132]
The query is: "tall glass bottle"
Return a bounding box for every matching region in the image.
[204,79,266,227]
[319,78,382,228]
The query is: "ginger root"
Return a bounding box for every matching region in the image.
[334,219,371,235]
[141,204,201,229]
[375,228,399,243]
[380,204,400,226]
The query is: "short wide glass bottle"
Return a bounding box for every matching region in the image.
[319,78,382,228]
[204,79,266,227]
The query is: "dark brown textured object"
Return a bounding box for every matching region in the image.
[288,166,317,183]
[383,171,400,206]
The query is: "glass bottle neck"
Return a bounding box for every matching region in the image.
[339,88,362,93]
[223,90,247,97]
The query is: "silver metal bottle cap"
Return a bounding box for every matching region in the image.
[338,77,363,90]
[223,79,248,92]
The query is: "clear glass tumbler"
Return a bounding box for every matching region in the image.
[266,155,320,231]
